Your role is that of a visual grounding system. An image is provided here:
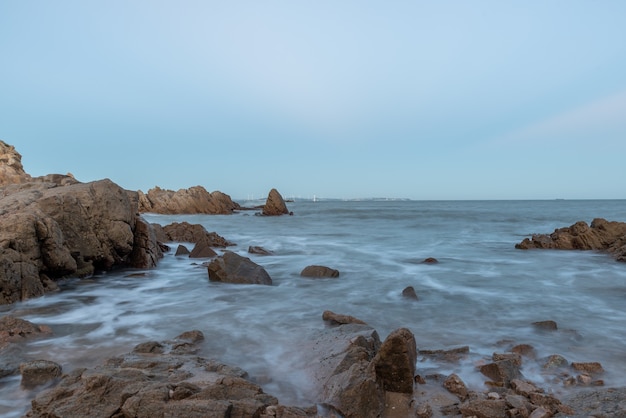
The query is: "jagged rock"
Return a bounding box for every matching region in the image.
[322,310,367,326]
[443,373,468,400]
[512,344,536,358]
[189,240,218,259]
[303,323,384,418]
[175,244,190,256]
[300,265,340,278]
[1,171,162,304]
[480,358,522,386]
[207,251,272,285]
[419,346,470,363]
[160,222,233,247]
[516,218,626,261]
[248,246,274,255]
[138,186,240,214]
[0,316,52,345]
[0,140,32,185]
[19,360,62,388]
[25,331,281,418]
[459,399,507,418]
[541,354,569,370]
[571,361,604,374]
[370,328,417,394]
[262,189,289,216]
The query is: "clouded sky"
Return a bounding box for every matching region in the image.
[2,1,625,200]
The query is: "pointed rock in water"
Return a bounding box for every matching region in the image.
[248,245,274,255]
[401,286,419,300]
[189,240,217,258]
[174,244,190,256]
[207,251,272,285]
[262,188,289,216]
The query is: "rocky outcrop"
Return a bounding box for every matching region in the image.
[1,164,163,304]
[26,331,294,418]
[262,188,289,216]
[516,218,626,261]
[207,251,273,285]
[156,221,233,247]
[0,140,32,185]
[138,186,240,214]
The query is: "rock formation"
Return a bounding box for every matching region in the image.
[262,188,290,216]
[138,186,240,214]
[516,218,626,261]
[0,142,162,304]
[207,251,273,285]
[0,140,32,185]
[155,221,233,247]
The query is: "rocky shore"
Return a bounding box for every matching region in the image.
[2,140,626,417]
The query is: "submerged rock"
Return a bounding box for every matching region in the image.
[322,310,367,326]
[300,265,340,278]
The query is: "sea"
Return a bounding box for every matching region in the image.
[1,199,625,416]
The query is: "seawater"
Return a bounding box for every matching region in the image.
[1,199,625,416]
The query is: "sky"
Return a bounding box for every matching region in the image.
[1,1,625,200]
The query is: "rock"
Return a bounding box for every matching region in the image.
[175,244,190,256]
[419,346,470,363]
[571,361,604,374]
[459,399,507,418]
[515,218,626,261]
[370,328,417,394]
[248,246,274,255]
[555,387,626,417]
[207,251,272,285]
[322,310,367,326]
[510,379,543,397]
[189,240,218,259]
[493,352,522,367]
[262,188,289,216]
[300,265,340,278]
[25,331,281,418]
[19,359,62,388]
[443,373,468,400]
[529,406,551,418]
[138,186,240,214]
[532,320,558,331]
[0,140,32,185]
[160,222,233,247]
[541,354,569,370]
[512,344,536,358]
[303,323,384,418]
[422,257,439,264]
[401,286,418,300]
[1,174,162,304]
[479,358,522,386]
[0,316,52,344]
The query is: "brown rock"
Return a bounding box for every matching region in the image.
[571,361,604,374]
[529,406,551,418]
[322,310,367,326]
[401,286,418,300]
[479,359,522,386]
[419,346,470,363]
[371,328,417,394]
[207,251,272,285]
[515,218,626,261]
[262,188,289,216]
[510,379,542,397]
[541,354,568,370]
[175,244,190,256]
[248,246,274,255]
[189,240,218,259]
[300,265,340,278]
[443,373,468,400]
[138,186,240,214]
[459,399,507,418]
[20,359,62,388]
[0,316,52,344]
[512,344,536,358]
[161,222,233,247]
[0,140,32,185]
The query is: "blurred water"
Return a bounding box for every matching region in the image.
[1,199,625,416]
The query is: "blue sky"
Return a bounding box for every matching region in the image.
[1,1,625,200]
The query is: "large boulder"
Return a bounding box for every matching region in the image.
[159,222,233,247]
[138,186,240,214]
[25,331,284,418]
[370,327,417,394]
[516,218,626,261]
[262,188,289,216]
[0,176,162,304]
[207,251,272,285]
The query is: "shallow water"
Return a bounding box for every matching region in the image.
[1,199,625,416]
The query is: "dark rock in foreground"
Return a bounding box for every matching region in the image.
[516,218,626,261]
[207,251,272,285]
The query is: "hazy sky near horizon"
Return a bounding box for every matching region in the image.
[1,1,625,200]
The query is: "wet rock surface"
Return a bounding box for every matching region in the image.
[207,251,273,285]
[138,186,240,214]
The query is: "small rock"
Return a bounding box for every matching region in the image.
[401,286,418,300]
[248,246,274,255]
[189,240,217,258]
[422,257,439,264]
[443,373,468,400]
[321,310,366,326]
[19,360,62,388]
[174,245,190,256]
[529,406,551,418]
[532,320,557,331]
[511,344,535,358]
[571,361,604,374]
[300,265,339,278]
[541,354,568,370]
